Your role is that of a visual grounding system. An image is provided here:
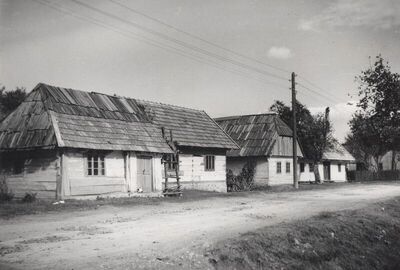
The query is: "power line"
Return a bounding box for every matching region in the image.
[70,0,289,82]
[33,0,290,95]
[297,82,345,104]
[35,0,349,108]
[297,74,350,104]
[105,0,355,107]
[108,0,291,75]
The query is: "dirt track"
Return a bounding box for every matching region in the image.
[2,182,400,270]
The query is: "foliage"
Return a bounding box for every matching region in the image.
[347,55,400,171]
[270,101,336,182]
[270,100,314,157]
[0,85,27,121]
[343,133,371,170]
[0,177,14,202]
[226,160,256,192]
[22,192,37,203]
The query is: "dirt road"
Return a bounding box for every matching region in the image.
[1,182,400,269]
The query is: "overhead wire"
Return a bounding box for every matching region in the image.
[33,0,291,94]
[35,0,352,107]
[107,0,292,75]
[70,0,289,82]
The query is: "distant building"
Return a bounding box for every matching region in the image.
[0,83,238,199]
[299,143,355,182]
[215,113,303,186]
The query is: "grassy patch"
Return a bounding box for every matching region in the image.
[207,198,400,270]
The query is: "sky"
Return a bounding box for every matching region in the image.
[1,0,399,142]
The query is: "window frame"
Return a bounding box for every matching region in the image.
[286,162,291,173]
[276,161,282,174]
[204,155,215,171]
[86,153,106,176]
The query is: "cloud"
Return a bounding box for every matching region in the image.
[298,19,317,31]
[267,46,293,59]
[299,0,400,31]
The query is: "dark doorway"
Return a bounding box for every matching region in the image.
[323,162,331,181]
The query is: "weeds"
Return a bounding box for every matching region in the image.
[227,161,256,192]
[22,192,37,203]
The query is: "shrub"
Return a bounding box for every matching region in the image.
[22,192,37,203]
[0,176,14,202]
[227,161,256,192]
[96,196,105,201]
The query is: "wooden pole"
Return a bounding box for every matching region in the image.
[292,72,299,189]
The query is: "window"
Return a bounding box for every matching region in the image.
[277,162,282,174]
[300,163,305,173]
[338,163,342,172]
[309,163,314,172]
[378,163,383,171]
[87,154,105,176]
[205,155,215,171]
[286,162,291,173]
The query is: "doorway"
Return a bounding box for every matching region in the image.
[323,162,331,181]
[137,156,153,192]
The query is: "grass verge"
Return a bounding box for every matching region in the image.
[206,197,400,270]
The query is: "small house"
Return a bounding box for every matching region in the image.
[0,83,238,199]
[215,113,303,186]
[299,143,355,182]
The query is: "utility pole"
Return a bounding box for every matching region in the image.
[291,72,298,189]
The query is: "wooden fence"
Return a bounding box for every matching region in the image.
[348,170,400,182]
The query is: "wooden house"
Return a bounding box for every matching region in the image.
[0,83,238,199]
[299,143,355,182]
[215,113,303,186]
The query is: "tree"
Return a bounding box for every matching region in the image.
[0,85,27,121]
[347,55,400,171]
[343,133,370,171]
[270,101,335,182]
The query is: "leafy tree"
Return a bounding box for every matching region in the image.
[343,133,370,171]
[347,55,400,171]
[270,102,335,182]
[0,85,27,121]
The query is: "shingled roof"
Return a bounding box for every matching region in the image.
[0,83,237,152]
[137,100,238,149]
[215,113,295,157]
[323,143,355,162]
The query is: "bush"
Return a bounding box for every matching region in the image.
[0,176,14,202]
[227,161,256,192]
[22,192,37,203]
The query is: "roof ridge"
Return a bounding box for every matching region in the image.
[37,82,205,113]
[135,98,204,113]
[214,112,278,121]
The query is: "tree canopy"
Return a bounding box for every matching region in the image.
[346,55,400,170]
[0,85,27,121]
[270,100,335,181]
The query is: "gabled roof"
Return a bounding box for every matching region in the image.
[215,113,295,157]
[323,143,355,162]
[0,83,237,152]
[137,100,238,149]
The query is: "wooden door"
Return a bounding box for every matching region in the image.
[323,162,331,181]
[137,157,153,192]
